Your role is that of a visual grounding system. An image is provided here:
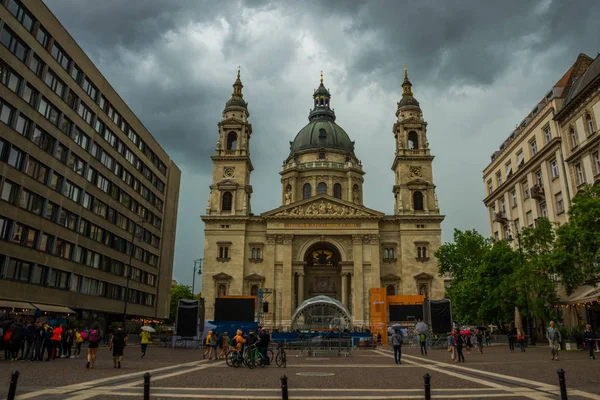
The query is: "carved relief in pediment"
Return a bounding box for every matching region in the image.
[274,199,371,217]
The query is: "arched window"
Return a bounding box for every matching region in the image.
[226,132,237,150]
[317,182,327,195]
[221,191,233,211]
[218,284,227,297]
[386,285,396,296]
[333,183,342,199]
[303,183,312,199]
[569,127,577,148]
[587,114,595,135]
[384,248,389,259]
[413,191,424,211]
[408,131,419,149]
[250,285,259,296]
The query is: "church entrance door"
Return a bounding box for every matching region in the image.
[302,242,342,302]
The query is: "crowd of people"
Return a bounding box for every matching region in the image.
[0,319,155,369]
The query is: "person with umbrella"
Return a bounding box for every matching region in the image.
[140,326,154,358]
[415,321,428,356]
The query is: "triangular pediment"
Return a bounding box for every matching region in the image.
[244,273,265,281]
[381,273,401,281]
[414,272,433,281]
[212,272,233,281]
[262,194,384,219]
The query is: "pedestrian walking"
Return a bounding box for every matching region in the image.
[219,332,229,360]
[517,330,525,352]
[485,330,491,347]
[391,328,403,364]
[86,323,100,369]
[456,333,465,363]
[507,328,516,353]
[24,321,35,360]
[583,325,595,360]
[546,321,561,361]
[110,325,128,369]
[449,329,457,362]
[140,329,151,358]
[32,322,44,361]
[476,330,483,354]
[419,332,427,355]
[73,328,83,358]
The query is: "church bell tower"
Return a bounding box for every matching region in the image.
[392,67,440,216]
[206,68,254,216]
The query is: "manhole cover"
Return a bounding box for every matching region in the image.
[296,372,335,377]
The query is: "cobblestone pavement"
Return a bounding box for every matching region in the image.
[0,344,598,399]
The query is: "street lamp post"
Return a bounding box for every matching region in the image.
[500,214,534,345]
[123,220,144,327]
[192,258,203,296]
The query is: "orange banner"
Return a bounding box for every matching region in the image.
[370,288,388,345]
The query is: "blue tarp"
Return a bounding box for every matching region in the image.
[206,321,258,338]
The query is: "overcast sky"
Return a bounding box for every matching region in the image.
[44,0,599,289]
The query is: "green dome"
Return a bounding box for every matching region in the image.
[290,119,355,154]
[225,96,247,109]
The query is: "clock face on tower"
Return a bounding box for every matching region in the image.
[411,167,422,177]
[223,167,235,178]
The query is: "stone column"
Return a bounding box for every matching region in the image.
[341,273,348,309]
[281,235,293,327]
[352,235,364,325]
[298,273,304,305]
[265,235,276,291]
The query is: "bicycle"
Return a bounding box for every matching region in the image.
[275,342,287,368]
[243,344,267,369]
[226,349,243,368]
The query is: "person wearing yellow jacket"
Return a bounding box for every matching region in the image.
[140,330,151,358]
[73,329,84,358]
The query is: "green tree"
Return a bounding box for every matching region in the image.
[554,185,600,294]
[436,229,491,324]
[514,218,560,322]
[476,240,520,325]
[169,284,194,323]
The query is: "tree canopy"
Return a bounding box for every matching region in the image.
[436,185,600,328]
[169,284,194,323]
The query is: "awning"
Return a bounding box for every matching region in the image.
[559,284,600,304]
[0,300,35,310]
[31,303,76,314]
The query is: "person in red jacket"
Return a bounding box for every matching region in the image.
[51,325,62,360]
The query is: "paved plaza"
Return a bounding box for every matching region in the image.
[0,344,599,399]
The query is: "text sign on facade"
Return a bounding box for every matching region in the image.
[283,223,361,229]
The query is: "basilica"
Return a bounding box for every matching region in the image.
[201,68,445,327]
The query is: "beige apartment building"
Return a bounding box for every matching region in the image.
[554,55,600,195]
[201,68,445,328]
[482,54,594,239]
[0,0,180,327]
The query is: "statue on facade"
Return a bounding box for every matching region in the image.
[284,188,292,205]
[352,188,360,203]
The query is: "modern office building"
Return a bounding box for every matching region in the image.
[482,53,594,240]
[0,0,180,327]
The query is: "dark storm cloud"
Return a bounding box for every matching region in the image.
[42,0,600,285]
[300,0,600,88]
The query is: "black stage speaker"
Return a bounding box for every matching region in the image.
[214,298,255,322]
[198,297,205,324]
[389,304,423,322]
[262,301,269,312]
[175,299,199,338]
[430,299,452,334]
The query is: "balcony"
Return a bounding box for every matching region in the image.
[493,212,508,223]
[531,185,545,200]
[283,160,358,171]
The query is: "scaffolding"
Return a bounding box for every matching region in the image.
[257,288,277,329]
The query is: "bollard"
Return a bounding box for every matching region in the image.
[280,375,289,400]
[7,370,20,400]
[143,372,151,400]
[557,369,568,400]
[423,373,431,400]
